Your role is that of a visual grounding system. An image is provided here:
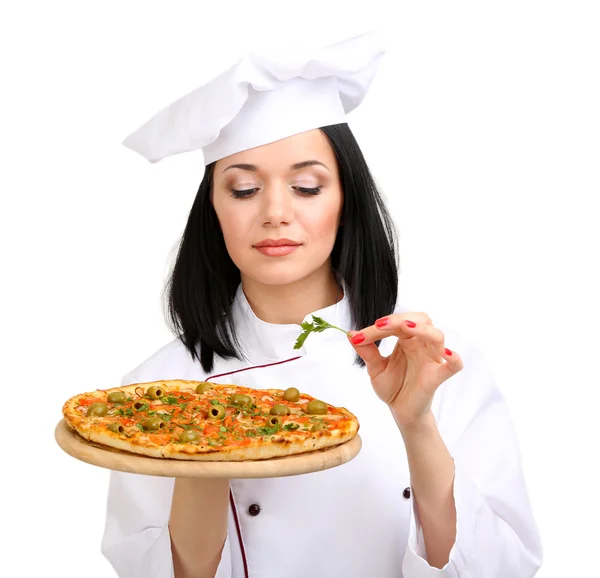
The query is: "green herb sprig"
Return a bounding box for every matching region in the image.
[294,315,348,350]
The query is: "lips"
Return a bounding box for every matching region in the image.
[253,239,301,257]
[254,238,300,248]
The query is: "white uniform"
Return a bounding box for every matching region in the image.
[101,284,543,577]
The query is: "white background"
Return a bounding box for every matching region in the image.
[1,1,598,576]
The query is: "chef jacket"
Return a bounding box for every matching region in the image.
[101,283,543,577]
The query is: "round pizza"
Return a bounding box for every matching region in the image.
[62,379,359,461]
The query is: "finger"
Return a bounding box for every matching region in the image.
[347,331,388,379]
[354,313,433,345]
[438,347,464,380]
[395,322,446,358]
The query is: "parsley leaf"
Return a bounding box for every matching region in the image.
[219,426,227,433]
[293,315,348,349]
[161,396,179,405]
[245,430,258,437]
[283,423,300,431]
[257,425,280,436]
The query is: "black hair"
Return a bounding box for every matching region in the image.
[164,123,399,373]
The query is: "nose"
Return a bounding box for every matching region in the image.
[260,184,293,227]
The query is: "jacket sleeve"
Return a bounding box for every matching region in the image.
[100,375,233,578]
[401,338,543,577]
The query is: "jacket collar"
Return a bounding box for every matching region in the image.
[230,281,353,364]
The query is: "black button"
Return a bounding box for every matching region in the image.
[403,487,411,499]
[248,504,261,516]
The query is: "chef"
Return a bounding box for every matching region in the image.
[101,32,543,577]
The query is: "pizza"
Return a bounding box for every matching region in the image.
[62,379,359,461]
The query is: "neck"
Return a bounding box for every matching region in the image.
[241,265,342,325]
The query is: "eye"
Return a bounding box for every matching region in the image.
[294,186,323,196]
[230,188,259,199]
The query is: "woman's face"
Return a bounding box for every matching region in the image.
[212,129,343,287]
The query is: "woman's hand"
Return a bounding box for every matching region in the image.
[348,313,464,431]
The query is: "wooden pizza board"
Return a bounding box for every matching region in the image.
[54,419,362,479]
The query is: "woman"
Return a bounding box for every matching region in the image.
[102,33,542,577]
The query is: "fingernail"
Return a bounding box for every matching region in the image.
[351,333,366,344]
[445,348,452,356]
[405,320,417,328]
[375,317,389,328]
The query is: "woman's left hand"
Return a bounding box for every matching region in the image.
[348,313,464,431]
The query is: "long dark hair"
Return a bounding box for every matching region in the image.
[165,123,399,373]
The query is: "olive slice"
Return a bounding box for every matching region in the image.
[283,387,300,402]
[107,391,126,404]
[179,430,200,443]
[146,385,164,399]
[230,394,251,406]
[107,422,125,434]
[196,382,212,394]
[270,404,290,416]
[144,417,166,431]
[306,400,328,415]
[208,405,226,419]
[87,402,108,417]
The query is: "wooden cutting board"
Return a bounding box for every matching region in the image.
[54,419,362,479]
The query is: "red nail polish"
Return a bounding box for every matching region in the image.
[445,348,452,356]
[375,317,389,328]
[351,333,366,344]
[405,320,416,328]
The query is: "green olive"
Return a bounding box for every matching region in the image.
[311,422,327,433]
[133,400,146,411]
[107,391,126,404]
[107,422,125,434]
[230,394,251,406]
[196,382,212,394]
[306,400,328,415]
[267,416,282,427]
[146,385,164,399]
[179,430,200,443]
[208,404,226,419]
[87,402,108,417]
[283,387,300,402]
[270,404,290,416]
[144,417,166,431]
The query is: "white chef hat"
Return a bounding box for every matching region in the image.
[122,31,385,165]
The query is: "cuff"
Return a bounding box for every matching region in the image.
[143,524,175,578]
[103,522,231,578]
[102,522,176,578]
[402,461,480,577]
[215,530,232,578]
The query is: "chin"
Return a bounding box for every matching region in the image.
[239,258,323,287]
[245,267,310,287]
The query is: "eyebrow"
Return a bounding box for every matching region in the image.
[222,160,330,173]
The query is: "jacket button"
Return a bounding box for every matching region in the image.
[403,487,411,499]
[248,504,261,516]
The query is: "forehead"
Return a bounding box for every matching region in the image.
[215,129,336,175]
